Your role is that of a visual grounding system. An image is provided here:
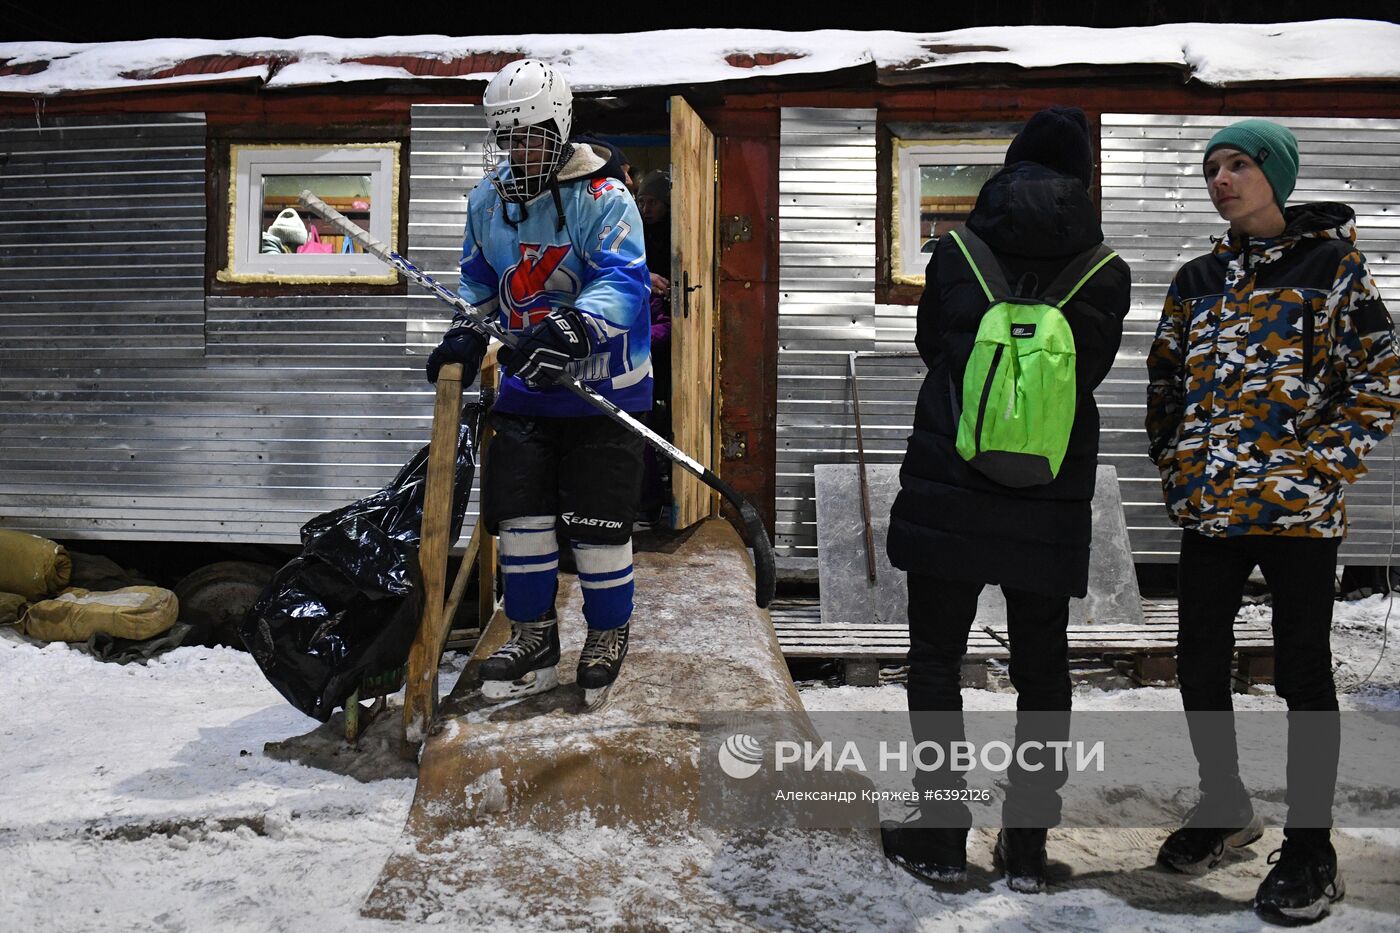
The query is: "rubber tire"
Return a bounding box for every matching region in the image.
[173,560,278,650]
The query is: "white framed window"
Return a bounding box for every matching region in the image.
[891,137,1010,285]
[219,143,401,284]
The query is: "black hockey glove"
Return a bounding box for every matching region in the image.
[498,306,592,389]
[426,324,489,385]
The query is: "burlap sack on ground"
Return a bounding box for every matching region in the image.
[19,586,178,643]
[0,530,72,600]
[68,551,153,590]
[0,592,27,625]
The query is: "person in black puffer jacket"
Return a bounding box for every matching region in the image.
[880,107,1131,893]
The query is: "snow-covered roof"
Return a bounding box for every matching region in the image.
[1,21,1397,97]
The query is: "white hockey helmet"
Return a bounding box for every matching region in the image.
[482,59,574,203]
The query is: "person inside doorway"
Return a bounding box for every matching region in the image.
[634,168,674,526]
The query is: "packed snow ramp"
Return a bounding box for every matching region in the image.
[361,518,913,928]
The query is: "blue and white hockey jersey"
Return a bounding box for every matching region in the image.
[455,144,652,417]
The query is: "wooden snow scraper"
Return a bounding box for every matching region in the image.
[366,516,912,927]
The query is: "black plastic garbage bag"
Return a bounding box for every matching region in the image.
[299,410,480,549]
[239,404,482,721]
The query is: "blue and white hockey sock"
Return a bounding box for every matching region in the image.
[572,540,634,631]
[498,515,559,622]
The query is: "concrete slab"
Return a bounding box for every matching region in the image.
[815,462,904,627]
[817,463,1143,627]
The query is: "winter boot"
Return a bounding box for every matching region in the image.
[1157,799,1264,875]
[880,822,968,885]
[994,828,1049,893]
[478,610,561,701]
[1254,834,1345,925]
[577,622,629,706]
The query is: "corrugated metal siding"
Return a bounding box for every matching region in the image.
[0,105,487,543]
[777,108,919,559]
[1101,113,1400,563]
[777,109,1400,564]
[404,105,487,354]
[0,114,206,358]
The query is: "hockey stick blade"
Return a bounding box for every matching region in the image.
[299,190,777,608]
[702,467,777,609]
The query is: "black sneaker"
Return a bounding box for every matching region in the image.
[880,822,968,885]
[994,828,1048,893]
[1157,802,1264,875]
[478,610,561,701]
[577,622,629,706]
[1254,836,1345,925]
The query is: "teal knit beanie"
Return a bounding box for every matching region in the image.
[1204,119,1300,210]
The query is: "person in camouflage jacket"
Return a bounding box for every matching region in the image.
[1147,205,1400,538]
[1146,118,1400,926]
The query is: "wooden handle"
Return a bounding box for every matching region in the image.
[441,519,482,639]
[401,362,463,760]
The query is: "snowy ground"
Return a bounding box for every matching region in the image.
[2,596,1397,932]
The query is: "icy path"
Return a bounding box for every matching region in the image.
[1,593,1397,931]
[0,633,417,933]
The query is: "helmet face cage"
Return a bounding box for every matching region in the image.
[483,121,567,204]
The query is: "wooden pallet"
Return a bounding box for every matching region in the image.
[772,600,1275,689]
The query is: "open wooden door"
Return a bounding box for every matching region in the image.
[669,97,719,529]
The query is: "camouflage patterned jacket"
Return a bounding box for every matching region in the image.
[1146,202,1400,538]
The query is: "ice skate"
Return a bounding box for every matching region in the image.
[479,611,561,701]
[577,622,629,707]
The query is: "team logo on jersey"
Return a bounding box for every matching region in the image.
[588,178,617,200]
[501,243,577,328]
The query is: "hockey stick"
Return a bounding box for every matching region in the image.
[298,191,776,609]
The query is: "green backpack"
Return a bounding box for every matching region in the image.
[947,227,1117,488]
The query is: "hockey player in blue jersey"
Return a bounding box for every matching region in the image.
[425,59,652,705]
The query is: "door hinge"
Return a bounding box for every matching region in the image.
[720,214,752,245]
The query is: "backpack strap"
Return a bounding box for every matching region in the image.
[947,227,1012,303]
[950,226,1117,309]
[1042,243,1118,309]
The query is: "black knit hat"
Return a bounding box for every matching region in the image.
[1004,106,1094,188]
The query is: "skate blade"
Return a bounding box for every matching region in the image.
[481,667,559,702]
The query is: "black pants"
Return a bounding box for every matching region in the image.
[1177,530,1340,836]
[906,573,1072,828]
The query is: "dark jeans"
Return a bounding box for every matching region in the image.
[1177,530,1340,837]
[906,573,1072,828]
